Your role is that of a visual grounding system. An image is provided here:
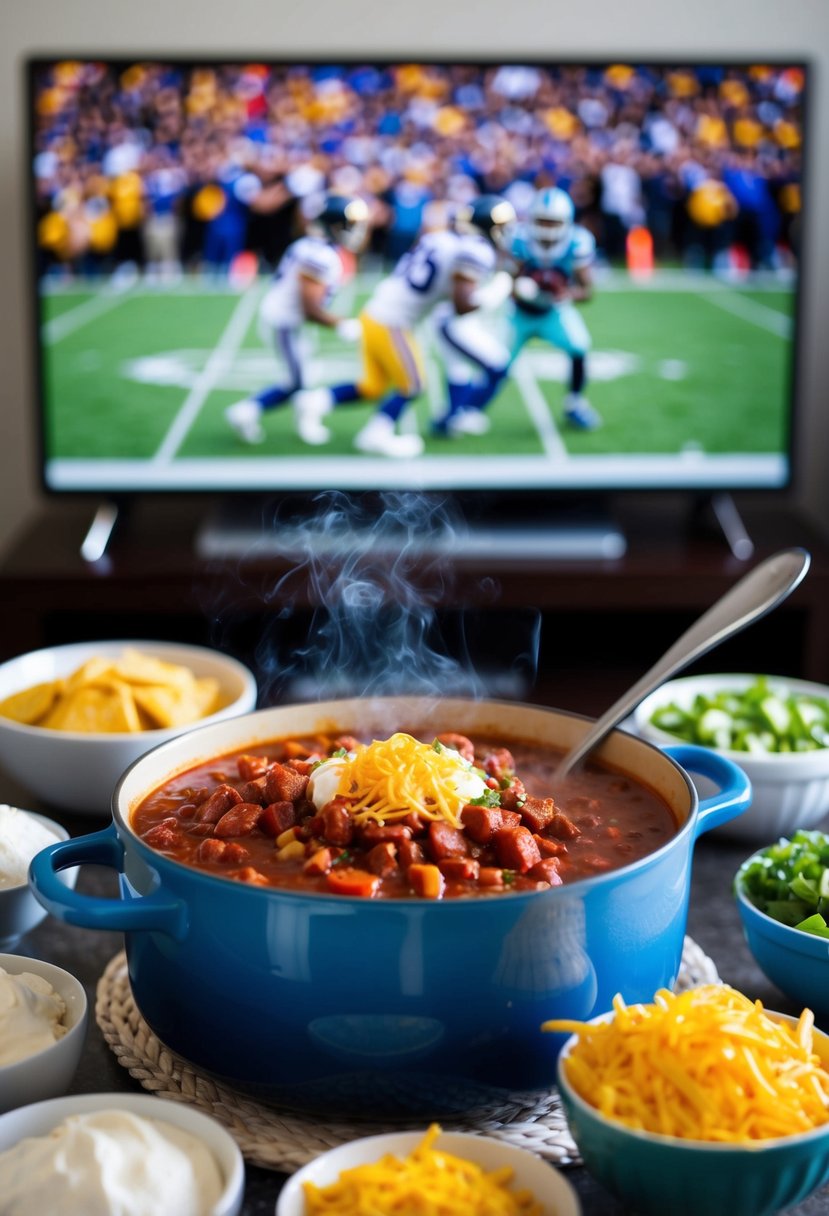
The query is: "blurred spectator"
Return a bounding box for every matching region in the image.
[31,59,804,277]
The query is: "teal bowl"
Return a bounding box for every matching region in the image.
[556,1012,829,1216]
[735,872,829,1019]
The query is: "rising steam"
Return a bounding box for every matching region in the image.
[203,491,540,705]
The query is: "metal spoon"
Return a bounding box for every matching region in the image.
[555,546,811,778]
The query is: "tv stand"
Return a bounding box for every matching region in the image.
[80,500,122,564]
[689,493,755,561]
[710,493,755,561]
[195,495,628,562]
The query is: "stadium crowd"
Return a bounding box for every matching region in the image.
[32,59,804,279]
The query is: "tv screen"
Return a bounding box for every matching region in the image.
[27,57,807,497]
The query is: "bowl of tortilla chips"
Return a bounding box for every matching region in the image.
[0,640,257,814]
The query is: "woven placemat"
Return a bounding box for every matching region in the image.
[95,937,719,1173]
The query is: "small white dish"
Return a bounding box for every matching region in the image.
[276,1128,581,1216]
[0,1091,245,1215]
[0,810,77,949]
[634,673,829,841]
[0,952,88,1114]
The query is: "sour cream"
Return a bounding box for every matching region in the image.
[0,1110,225,1216]
[0,967,67,1066]
[0,805,59,889]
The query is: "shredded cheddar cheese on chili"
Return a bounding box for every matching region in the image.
[325,733,486,828]
[302,1124,542,1215]
[544,984,829,1142]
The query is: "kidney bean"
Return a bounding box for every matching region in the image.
[367,842,398,877]
[321,801,354,846]
[197,838,228,863]
[196,784,243,824]
[214,803,263,838]
[397,838,425,868]
[358,823,412,845]
[483,747,515,781]
[222,842,250,865]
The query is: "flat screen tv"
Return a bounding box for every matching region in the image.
[26,56,807,517]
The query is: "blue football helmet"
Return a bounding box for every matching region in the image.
[454,194,517,249]
[308,194,370,253]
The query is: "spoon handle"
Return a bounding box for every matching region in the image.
[556,547,811,778]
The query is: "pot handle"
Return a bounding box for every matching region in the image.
[664,744,752,838]
[29,825,188,941]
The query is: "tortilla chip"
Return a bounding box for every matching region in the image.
[0,680,64,725]
[112,648,195,690]
[132,676,221,729]
[40,682,143,733]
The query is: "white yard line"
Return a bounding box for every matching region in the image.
[152,286,262,464]
[511,360,568,459]
[699,290,792,338]
[43,290,129,344]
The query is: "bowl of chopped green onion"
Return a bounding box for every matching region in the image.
[736,831,829,1017]
[634,674,829,841]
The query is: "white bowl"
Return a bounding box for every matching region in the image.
[276,1128,581,1216]
[0,640,257,815]
[0,953,88,1114]
[633,673,829,841]
[0,810,78,949]
[0,1091,245,1215]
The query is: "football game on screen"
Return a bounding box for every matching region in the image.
[30,59,804,493]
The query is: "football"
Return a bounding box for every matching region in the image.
[527,264,569,298]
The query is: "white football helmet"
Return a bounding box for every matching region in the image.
[528,187,575,254]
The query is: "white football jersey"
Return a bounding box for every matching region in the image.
[365,230,496,330]
[259,236,343,329]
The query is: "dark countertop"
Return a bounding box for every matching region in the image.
[11,794,829,1216]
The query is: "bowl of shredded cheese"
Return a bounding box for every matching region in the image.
[275,1124,581,1216]
[547,983,829,1216]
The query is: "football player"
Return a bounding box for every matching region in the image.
[292,194,517,457]
[507,186,601,430]
[224,194,369,445]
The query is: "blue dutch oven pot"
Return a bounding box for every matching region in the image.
[30,697,750,1116]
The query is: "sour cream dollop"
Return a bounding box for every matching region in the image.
[0,1110,225,1216]
[0,967,67,1066]
[0,805,59,889]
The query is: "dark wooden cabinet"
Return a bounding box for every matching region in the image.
[0,495,826,717]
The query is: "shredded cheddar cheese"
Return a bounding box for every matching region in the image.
[327,734,485,828]
[302,1124,542,1215]
[544,984,829,1142]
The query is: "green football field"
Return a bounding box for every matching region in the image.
[39,268,795,484]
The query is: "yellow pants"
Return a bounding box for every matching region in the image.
[356,312,426,401]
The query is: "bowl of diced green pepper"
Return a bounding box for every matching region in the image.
[634,674,829,841]
[735,831,829,1017]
